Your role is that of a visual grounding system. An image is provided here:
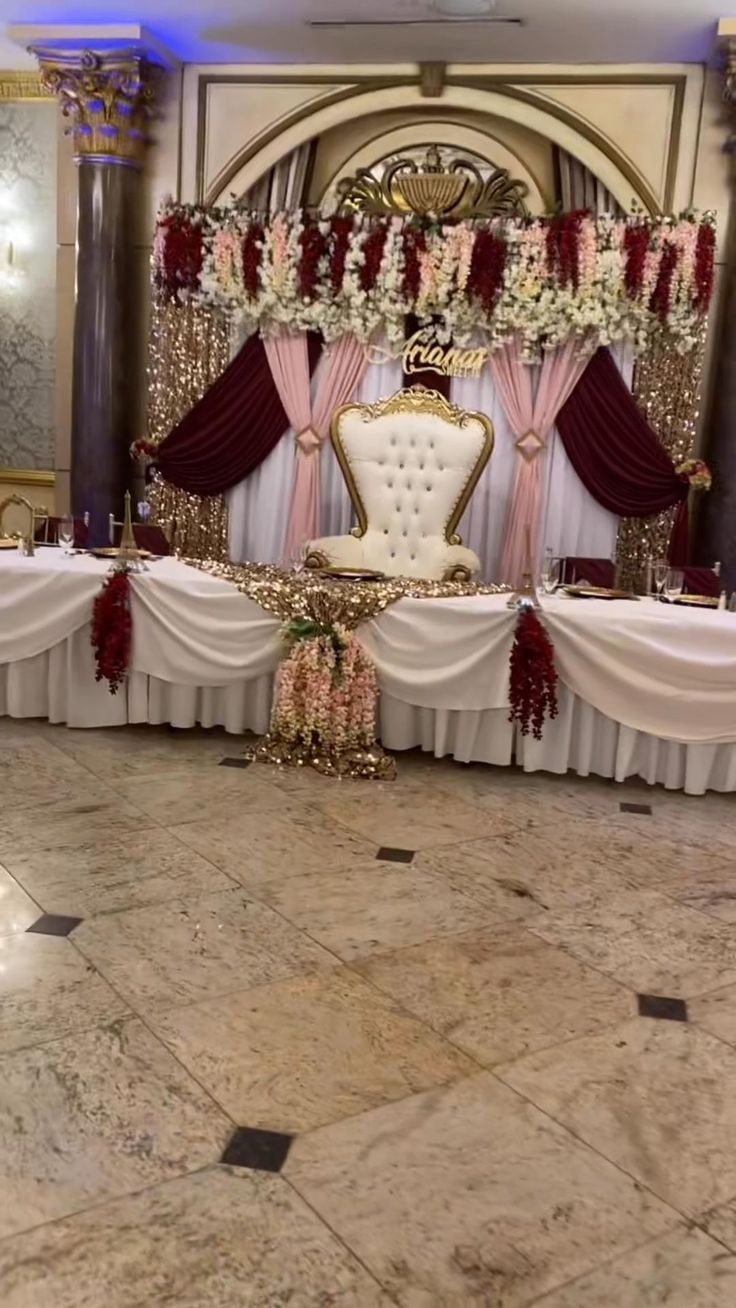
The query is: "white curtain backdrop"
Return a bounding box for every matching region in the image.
[229,339,632,579]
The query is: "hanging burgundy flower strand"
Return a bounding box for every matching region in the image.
[509,607,559,740]
[91,567,132,695]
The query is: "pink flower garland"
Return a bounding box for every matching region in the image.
[270,622,378,758]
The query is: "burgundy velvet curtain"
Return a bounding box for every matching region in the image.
[155,332,321,497]
[556,346,689,564]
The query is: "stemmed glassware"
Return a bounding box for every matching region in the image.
[57,515,74,555]
[540,549,560,595]
[664,568,684,603]
[652,559,669,601]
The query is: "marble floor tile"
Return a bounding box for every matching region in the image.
[151,966,474,1133]
[0,864,41,936]
[357,925,634,1066]
[286,1071,674,1307]
[531,892,736,998]
[689,982,736,1048]
[170,806,377,889]
[0,736,112,812]
[0,935,128,1054]
[0,794,155,857]
[414,835,637,917]
[262,859,502,961]
[498,1019,736,1216]
[317,782,516,850]
[0,1018,228,1239]
[47,724,235,781]
[0,1167,393,1308]
[115,767,288,827]
[3,828,234,917]
[701,1196,736,1251]
[535,1225,736,1307]
[73,886,334,1011]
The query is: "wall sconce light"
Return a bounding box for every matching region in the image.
[0,228,25,290]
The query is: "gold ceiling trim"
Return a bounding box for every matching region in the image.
[336,144,528,219]
[0,71,52,101]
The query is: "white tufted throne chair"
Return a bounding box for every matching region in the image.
[306,388,494,581]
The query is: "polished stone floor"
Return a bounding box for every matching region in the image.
[2,718,736,1306]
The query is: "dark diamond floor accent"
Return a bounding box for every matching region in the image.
[377,847,415,864]
[219,758,252,769]
[620,802,652,815]
[221,1126,293,1173]
[27,914,83,938]
[638,993,688,1022]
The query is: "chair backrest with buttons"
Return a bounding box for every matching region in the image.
[331,388,493,577]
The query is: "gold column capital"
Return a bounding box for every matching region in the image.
[29,46,162,168]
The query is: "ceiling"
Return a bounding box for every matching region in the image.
[0,0,728,70]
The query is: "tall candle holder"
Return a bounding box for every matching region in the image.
[506,526,540,609]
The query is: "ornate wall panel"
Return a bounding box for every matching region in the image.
[0,99,56,471]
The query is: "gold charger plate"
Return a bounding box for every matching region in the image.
[562,585,638,601]
[89,547,155,560]
[672,594,718,608]
[320,566,384,581]
[0,537,19,549]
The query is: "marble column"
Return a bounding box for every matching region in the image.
[30,48,160,543]
[698,43,736,587]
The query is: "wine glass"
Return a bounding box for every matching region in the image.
[541,557,560,595]
[652,559,668,601]
[664,568,684,603]
[540,550,560,595]
[57,515,75,555]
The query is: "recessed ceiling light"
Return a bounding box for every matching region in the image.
[432,0,496,14]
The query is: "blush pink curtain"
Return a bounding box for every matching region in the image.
[264,331,369,560]
[492,335,590,586]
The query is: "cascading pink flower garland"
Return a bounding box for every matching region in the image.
[267,617,390,776]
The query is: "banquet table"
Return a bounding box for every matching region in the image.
[2,548,736,794]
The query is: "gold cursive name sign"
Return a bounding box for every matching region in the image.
[403,328,488,379]
[365,328,489,379]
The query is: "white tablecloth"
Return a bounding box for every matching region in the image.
[2,549,736,793]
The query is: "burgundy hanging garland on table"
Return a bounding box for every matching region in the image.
[91,567,132,694]
[509,607,559,740]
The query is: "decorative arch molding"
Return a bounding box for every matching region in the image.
[319,120,548,214]
[206,82,657,213]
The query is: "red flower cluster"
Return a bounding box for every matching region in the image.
[359,221,388,292]
[546,211,585,290]
[694,223,716,310]
[467,230,507,313]
[402,226,427,299]
[298,221,327,300]
[649,240,678,322]
[157,216,203,298]
[129,438,158,462]
[91,567,132,695]
[508,607,558,740]
[623,224,650,299]
[241,222,264,298]
[328,217,353,296]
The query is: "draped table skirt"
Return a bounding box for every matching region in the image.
[2,626,735,795]
[3,552,736,796]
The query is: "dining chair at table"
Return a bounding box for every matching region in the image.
[681,566,720,598]
[109,522,171,555]
[560,557,616,588]
[34,515,90,549]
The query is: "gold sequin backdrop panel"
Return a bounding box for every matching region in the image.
[615,331,706,590]
[146,301,232,560]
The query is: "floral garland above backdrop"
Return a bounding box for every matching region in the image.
[152,202,715,357]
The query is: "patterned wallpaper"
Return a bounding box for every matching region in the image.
[0,101,56,470]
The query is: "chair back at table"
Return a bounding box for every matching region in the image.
[561,557,616,589]
[34,516,89,549]
[682,567,720,598]
[111,522,170,555]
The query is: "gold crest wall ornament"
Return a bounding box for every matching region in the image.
[336,145,529,220]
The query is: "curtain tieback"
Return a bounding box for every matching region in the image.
[515,429,545,462]
[295,426,322,454]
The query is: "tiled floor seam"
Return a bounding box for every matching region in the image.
[488,1061,700,1230]
[524,1221,699,1305]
